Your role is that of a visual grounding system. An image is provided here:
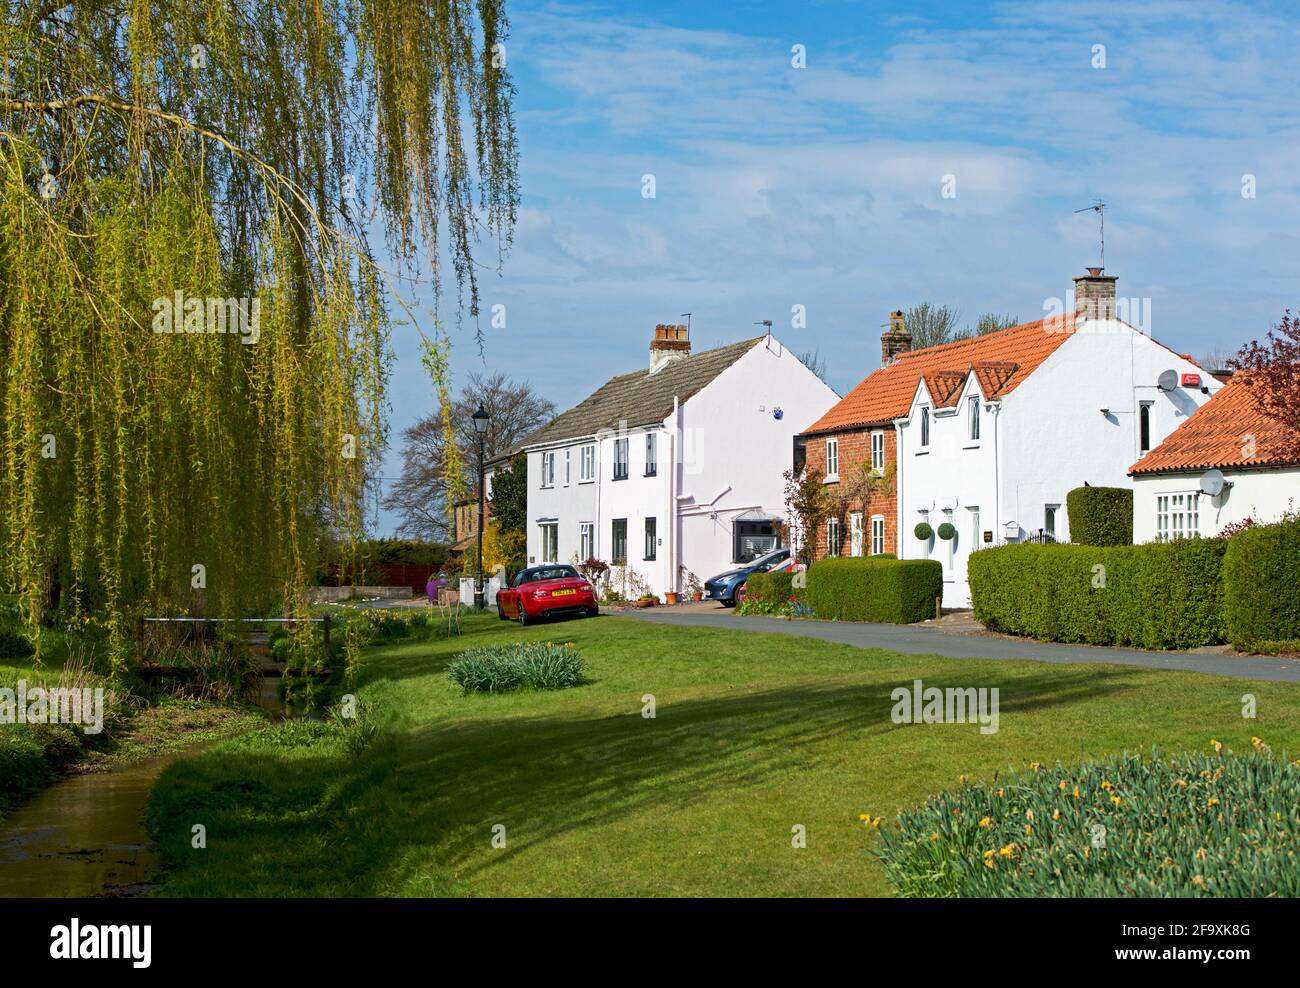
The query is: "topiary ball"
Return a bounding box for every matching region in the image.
[913,522,934,541]
[937,522,957,541]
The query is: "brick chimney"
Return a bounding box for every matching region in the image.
[1073,267,1118,321]
[649,323,691,374]
[881,309,911,365]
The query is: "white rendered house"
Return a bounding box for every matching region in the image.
[1131,374,1299,541]
[889,270,1222,606]
[509,325,839,599]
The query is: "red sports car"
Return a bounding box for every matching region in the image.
[496,564,599,625]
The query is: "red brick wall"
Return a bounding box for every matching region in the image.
[802,427,898,559]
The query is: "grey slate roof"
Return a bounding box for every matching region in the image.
[511,337,763,454]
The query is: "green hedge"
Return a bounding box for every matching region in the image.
[1223,519,1300,653]
[805,558,942,624]
[968,541,1226,649]
[744,571,800,605]
[1065,486,1133,546]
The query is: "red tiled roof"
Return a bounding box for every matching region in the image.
[1129,374,1300,475]
[803,314,1076,434]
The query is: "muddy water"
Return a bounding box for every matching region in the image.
[0,753,184,898]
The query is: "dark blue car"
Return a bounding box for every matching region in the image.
[703,548,790,606]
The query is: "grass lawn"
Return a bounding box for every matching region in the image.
[146,611,1300,896]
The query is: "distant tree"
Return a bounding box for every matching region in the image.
[904,303,964,350]
[1230,310,1300,458]
[795,348,830,383]
[385,374,555,540]
[973,312,1020,335]
[1196,347,1243,372]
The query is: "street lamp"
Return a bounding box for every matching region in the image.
[471,402,491,610]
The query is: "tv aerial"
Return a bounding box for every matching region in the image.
[1074,200,1106,270]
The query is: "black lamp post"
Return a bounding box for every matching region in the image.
[471,402,491,610]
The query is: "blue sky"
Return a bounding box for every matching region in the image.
[373,0,1300,534]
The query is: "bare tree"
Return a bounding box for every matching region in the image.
[973,312,1020,335]
[384,373,557,541]
[795,348,829,383]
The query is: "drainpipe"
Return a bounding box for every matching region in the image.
[669,397,679,594]
[991,403,1002,546]
[895,423,905,559]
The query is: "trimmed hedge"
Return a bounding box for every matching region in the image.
[1065,486,1133,546]
[968,541,1227,649]
[744,570,800,604]
[1223,519,1300,653]
[805,558,942,624]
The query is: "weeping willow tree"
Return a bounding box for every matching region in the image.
[0,1,518,668]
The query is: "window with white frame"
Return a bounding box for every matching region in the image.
[826,517,841,556]
[564,449,571,485]
[579,443,596,481]
[968,397,980,441]
[579,522,594,561]
[1156,493,1200,541]
[645,433,657,477]
[540,451,556,488]
[870,431,885,474]
[969,506,980,551]
[920,407,930,448]
[644,517,657,560]
[1045,504,1059,538]
[871,515,885,556]
[613,438,629,480]
[540,522,559,563]
[826,438,839,479]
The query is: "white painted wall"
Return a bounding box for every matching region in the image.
[895,319,1221,606]
[524,337,839,598]
[1133,468,1300,542]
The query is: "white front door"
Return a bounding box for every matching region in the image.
[849,512,863,557]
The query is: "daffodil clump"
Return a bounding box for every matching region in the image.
[448,641,585,695]
[874,742,1300,897]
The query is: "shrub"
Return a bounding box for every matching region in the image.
[739,571,804,617]
[936,522,956,541]
[968,541,1226,649]
[913,522,933,541]
[1065,486,1133,546]
[447,641,585,694]
[1223,518,1300,653]
[875,744,1300,897]
[0,629,35,660]
[805,558,942,624]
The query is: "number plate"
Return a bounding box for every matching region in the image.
[551,588,576,596]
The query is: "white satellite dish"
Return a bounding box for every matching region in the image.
[1157,369,1179,392]
[1199,468,1231,497]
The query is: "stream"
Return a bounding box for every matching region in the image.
[0,664,288,898]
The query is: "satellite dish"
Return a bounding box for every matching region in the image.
[1157,369,1179,392]
[1199,468,1231,497]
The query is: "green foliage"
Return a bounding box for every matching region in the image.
[969,542,1227,649]
[738,571,805,617]
[877,746,1300,897]
[1065,486,1134,546]
[1223,518,1300,653]
[0,630,35,660]
[447,641,585,694]
[783,467,833,565]
[936,522,956,541]
[805,558,942,624]
[913,522,933,541]
[490,454,528,535]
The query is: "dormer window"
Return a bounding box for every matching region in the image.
[920,407,930,448]
[968,397,980,441]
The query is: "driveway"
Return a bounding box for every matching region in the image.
[614,607,1300,683]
